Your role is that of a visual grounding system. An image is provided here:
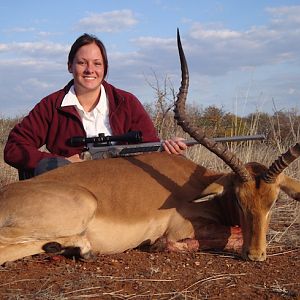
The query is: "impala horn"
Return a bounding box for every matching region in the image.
[262,143,300,183]
[174,29,252,183]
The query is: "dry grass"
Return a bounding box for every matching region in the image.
[0,144,18,186]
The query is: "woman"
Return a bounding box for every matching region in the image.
[4,33,186,179]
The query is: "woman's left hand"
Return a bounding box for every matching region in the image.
[162,137,187,155]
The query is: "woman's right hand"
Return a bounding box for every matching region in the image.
[66,154,84,163]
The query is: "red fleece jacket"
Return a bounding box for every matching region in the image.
[4,80,159,170]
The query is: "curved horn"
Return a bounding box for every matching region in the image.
[262,143,300,183]
[174,29,252,183]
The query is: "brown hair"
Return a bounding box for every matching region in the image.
[68,33,108,78]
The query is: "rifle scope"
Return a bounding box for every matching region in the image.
[69,131,143,147]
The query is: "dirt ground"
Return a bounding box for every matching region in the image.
[0,245,299,300]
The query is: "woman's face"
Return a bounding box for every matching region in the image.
[68,42,105,95]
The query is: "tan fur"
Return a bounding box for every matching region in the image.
[0,152,299,264]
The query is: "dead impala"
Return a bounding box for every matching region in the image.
[0,30,299,265]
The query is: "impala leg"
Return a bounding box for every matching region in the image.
[195,224,243,252]
[0,234,92,266]
[166,238,200,252]
[150,225,243,253]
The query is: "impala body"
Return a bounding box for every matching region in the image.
[0,153,234,262]
[0,31,299,265]
[0,149,299,264]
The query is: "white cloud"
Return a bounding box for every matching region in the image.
[2,27,36,33]
[110,51,144,67]
[0,59,69,116]
[132,36,175,50]
[190,24,241,39]
[288,88,296,95]
[0,41,69,62]
[266,5,300,25]
[182,6,300,77]
[0,44,9,51]
[4,41,67,55]
[22,78,54,89]
[77,9,138,33]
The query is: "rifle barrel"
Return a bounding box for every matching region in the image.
[115,134,266,156]
[185,134,266,146]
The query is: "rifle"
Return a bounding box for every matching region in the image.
[69,131,266,160]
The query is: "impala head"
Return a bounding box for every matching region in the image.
[234,159,300,261]
[175,29,300,261]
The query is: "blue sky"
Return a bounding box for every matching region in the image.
[1,0,300,117]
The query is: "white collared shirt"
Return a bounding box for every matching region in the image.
[61,85,112,137]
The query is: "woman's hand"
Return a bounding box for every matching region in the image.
[66,154,84,163]
[162,138,187,155]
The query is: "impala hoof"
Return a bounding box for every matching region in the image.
[242,250,267,261]
[42,242,63,253]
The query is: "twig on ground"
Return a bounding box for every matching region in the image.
[251,280,299,298]
[95,275,177,282]
[267,248,300,257]
[169,273,247,300]
[0,278,45,287]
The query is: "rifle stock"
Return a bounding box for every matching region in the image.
[81,134,266,160]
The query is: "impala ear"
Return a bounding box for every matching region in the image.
[279,174,300,201]
[193,174,234,203]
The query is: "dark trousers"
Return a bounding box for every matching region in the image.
[34,157,71,176]
[18,157,71,180]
